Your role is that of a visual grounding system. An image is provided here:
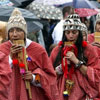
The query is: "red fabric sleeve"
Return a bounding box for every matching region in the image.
[0,51,12,100]
[85,44,100,95]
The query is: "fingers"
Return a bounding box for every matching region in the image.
[11,44,23,54]
[65,51,73,58]
[22,71,33,81]
[92,42,100,48]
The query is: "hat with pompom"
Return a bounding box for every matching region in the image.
[63,14,82,31]
[7,8,27,35]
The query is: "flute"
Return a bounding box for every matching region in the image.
[95,32,100,42]
[13,40,32,99]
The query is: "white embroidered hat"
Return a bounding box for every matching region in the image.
[7,8,27,35]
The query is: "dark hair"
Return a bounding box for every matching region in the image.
[62,6,74,18]
[53,30,86,68]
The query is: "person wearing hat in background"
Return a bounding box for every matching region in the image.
[88,13,100,45]
[48,6,75,56]
[50,14,100,100]
[81,23,88,41]
[0,21,7,43]
[0,21,12,100]
[0,8,59,100]
[88,13,100,59]
[52,6,75,44]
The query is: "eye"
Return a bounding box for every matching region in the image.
[72,30,78,34]
[9,29,14,32]
[65,31,70,34]
[16,28,23,32]
[97,22,100,25]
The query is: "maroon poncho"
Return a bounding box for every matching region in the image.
[50,44,100,100]
[0,41,59,100]
[0,43,12,100]
[88,33,100,59]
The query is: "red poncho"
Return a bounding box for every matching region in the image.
[0,41,59,100]
[88,33,100,59]
[0,42,12,100]
[50,44,100,100]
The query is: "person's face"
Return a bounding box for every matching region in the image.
[65,30,79,43]
[9,27,25,43]
[95,21,100,32]
[82,31,87,41]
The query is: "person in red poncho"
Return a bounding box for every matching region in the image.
[50,14,100,100]
[88,13,100,60]
[0,8,59,100]
[0,23,12,100]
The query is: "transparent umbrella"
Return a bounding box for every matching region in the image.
[34,0,72,5]
[27,2,63,20]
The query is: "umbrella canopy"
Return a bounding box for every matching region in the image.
[0,6,42,33]
[27,21,43,33]
[57,0,97,9]
[90,1,100,8]
[0,6,39,21]
[0,0,13,6]
[75,8,98,17]
[27,2,63,20]
[10,0,34,7]
[73,0,97,9]
[34,0,72,5]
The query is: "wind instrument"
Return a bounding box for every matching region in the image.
[95,32,100,42]
[63,41,74,66]
[13,40,32,99]
[63,41,74,96]
[64,41,73,47]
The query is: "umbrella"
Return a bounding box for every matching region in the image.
[75,8,98,17]
[0,6,42,33]
[90,1,100,8]
[0,6,39,21]
[57,0,97,9]
[0,0,13,6]
[26,2,63,20]
[10,0,34,7]
[73,0,97,9]
[27,21,43,33]
[34,0,73,6]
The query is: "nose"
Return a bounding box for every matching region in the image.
[69,32,73,37]
[13,29,17,36]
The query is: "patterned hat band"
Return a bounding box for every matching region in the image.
[64,25,81,31]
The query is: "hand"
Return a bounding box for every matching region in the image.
[92,42,100,48]
[65,51,79,64]
[22,71,33,82]
[55,64,63,75]
[10,44,23,54]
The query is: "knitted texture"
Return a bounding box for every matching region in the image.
[7,8,27,34]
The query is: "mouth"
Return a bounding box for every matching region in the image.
[69,40,74,42]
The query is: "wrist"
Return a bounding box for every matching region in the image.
[75,60,84,69]
[74,59,79,65]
